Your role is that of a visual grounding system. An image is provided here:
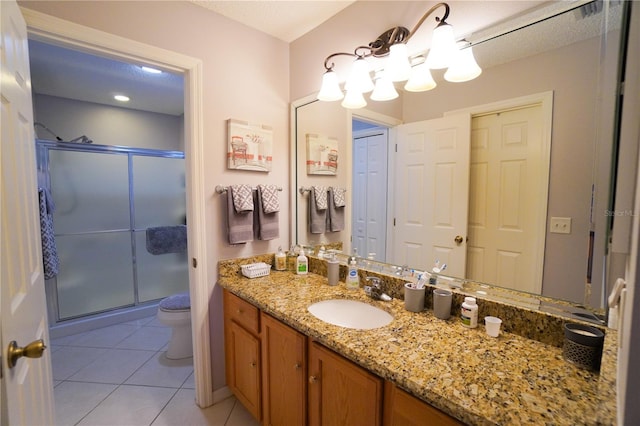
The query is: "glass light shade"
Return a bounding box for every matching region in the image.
[404,61,437,92]
[341,89,367,109]
[425,23,457,69]
[317,70,344,101]
[345,57,374,93]
[386,43,412,82]
[370,72,399,101]
[444,43,482,82]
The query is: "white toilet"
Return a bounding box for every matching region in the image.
[157,292,192,359]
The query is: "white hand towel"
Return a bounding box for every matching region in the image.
[257,184,280,213]
[231,184,254,213]
[332,187,346,207]
[312,185,328,210]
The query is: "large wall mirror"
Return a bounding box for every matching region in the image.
[292,1,627,312]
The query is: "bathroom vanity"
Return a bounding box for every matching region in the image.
[219,257,617,425]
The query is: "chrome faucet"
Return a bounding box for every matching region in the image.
[364,277,392,301]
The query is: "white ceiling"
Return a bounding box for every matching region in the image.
[28,1,614,119]
[189,0,356,43]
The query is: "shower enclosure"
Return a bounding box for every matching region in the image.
[36,139,188,334]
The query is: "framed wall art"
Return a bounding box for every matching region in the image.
[227,119,273,172]
[306,133,339,175]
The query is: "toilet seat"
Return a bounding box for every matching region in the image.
[157,291,192,359]
[159,292,190,312]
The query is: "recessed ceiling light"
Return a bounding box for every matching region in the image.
[114,95,130,102]
[141,66,162,74]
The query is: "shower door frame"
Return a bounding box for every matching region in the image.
[37,139,186,324]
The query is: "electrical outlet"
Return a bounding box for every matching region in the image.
[550,217,572,234]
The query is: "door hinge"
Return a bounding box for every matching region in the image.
[395,144,398,153]
[192,258,198,268]
[393,218,396,226]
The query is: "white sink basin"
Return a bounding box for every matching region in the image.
[307,299,393,330]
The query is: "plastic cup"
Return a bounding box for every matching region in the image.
[485,316,502,337]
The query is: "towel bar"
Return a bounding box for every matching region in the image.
[215,185,283,194]
[299,186,347,195]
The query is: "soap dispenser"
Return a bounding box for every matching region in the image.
[327,253,339,286]
[296,248,308,275]
[346,257,359,290]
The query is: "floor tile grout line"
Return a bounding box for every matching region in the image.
[147,387,181,426]
[72,382,122,426]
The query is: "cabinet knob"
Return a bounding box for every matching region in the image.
[236,309,243,314]
[294,363,301,370]
[309,375,317,384]
[250,361,256,368]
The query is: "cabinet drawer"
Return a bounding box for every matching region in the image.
[224,290,260,334]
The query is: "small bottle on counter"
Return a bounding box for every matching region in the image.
[461,297,478,328]
[345,258,359,290]
[274,246,287,271]
[327,253,339,286]
[287,245,297,272]
[296,248,308,275]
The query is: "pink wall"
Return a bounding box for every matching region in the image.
[20,0,290,393]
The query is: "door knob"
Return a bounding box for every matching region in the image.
[454,235,464,245]
[7,339,47,368]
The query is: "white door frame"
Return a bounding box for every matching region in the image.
[445,91,553,294]
[20,8,214,407]
[349,110,402,260]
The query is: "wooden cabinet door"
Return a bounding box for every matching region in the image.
[308,341,383,426]
[383,381,463,426]
[261,313,307,426]
[226,320,261,420]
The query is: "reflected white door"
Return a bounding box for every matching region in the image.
[393,114,471,277]
[466,105,545,293]
[1,1,55,424]
[352,130,388,260]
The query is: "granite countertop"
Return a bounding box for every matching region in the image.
[219,268,617,426]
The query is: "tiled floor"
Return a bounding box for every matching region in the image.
[51,315,259,426]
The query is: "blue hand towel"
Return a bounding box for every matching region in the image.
[146,225,188,255]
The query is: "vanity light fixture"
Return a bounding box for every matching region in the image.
[317,2,482,108]
[114,94,130,102]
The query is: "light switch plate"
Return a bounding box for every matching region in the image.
[550,217,572,234]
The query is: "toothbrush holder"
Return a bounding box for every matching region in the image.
[404,283,425,312]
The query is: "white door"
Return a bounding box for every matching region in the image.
[352,130,388,260]
[1,1,55,424]
[393,114,471,276]
[466,105,545,293]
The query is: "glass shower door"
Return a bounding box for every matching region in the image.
[133,155,188,302]
[50,149,134,319]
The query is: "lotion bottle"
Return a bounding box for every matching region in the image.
[345,258,359,290]
[461,297,478,328]
[274,246,286,271]
[296,248,308,275]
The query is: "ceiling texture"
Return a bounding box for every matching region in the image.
[29,1,610,119]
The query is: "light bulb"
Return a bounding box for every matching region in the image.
[370,71,399,101]
[404,60,437,92]
[444,42,482,82]
[426,23,457,69]
[341,90,367,109]
[317,70,344,101]
[345,57,374,93]
[386,43,412,82]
